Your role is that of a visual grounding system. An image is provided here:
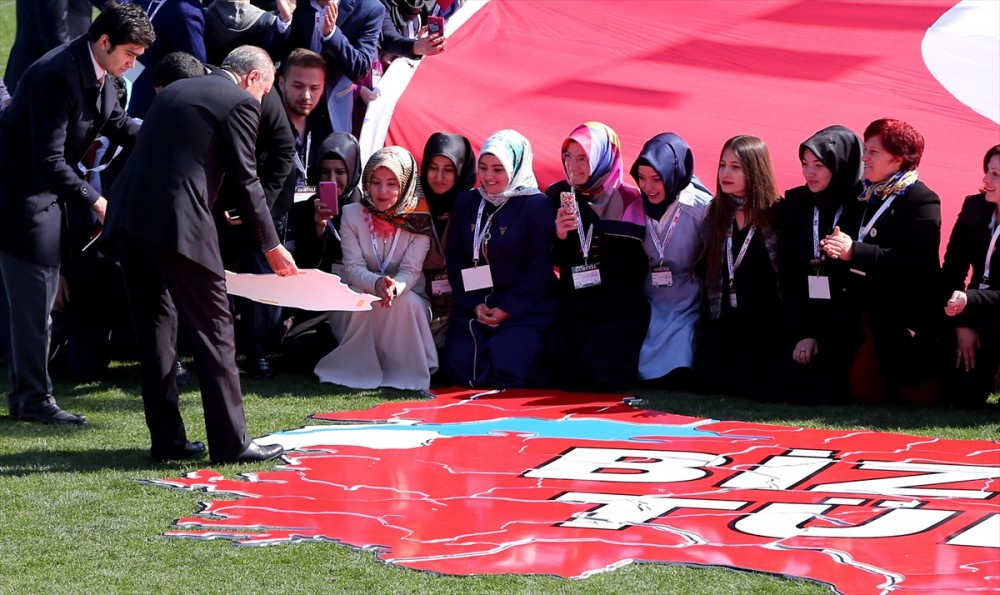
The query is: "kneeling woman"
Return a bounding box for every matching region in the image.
[442,130,558,387]
[541,122,649,390]
[694,135,785,400]
[941,144,1000,407]
[314,146,438,390]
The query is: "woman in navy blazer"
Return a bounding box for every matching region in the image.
[442,130,557,388]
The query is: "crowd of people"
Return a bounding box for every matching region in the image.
[0,1,997,465]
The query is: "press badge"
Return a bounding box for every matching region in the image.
[294,185,316,203]
[571,263,601,289]
[651,266,673,287]
[461,265,493,291]
[430,271,453,296]
[808,275,831,299]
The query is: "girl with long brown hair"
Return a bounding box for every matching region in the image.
[694,135,786,400]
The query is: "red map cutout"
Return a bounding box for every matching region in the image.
[147,389,1000,594]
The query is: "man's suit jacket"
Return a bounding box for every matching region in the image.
[3,0,72,93]
[279,0,383,132]
[0,35,139,267]
[105,70,280,277]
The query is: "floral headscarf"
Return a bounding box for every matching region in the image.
[361,146,432,236]
[478,129,540,206]
[562,121,624,196]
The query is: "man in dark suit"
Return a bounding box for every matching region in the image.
[105,46,298,463]
[275,0,383,132]
[0,2,155,425]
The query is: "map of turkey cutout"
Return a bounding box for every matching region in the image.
[145,388,1000,594]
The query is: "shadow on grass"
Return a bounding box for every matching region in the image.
[0,446,205,476]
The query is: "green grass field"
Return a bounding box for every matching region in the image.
[1,4,998,593]
[0,356,997,594]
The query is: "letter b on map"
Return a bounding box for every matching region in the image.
[525,447,725,483]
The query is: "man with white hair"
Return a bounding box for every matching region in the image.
[105,45,298,464]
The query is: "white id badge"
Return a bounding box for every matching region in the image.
[651,266,672,287]
[294,185,316,203]
[431,272,453,296]
[571,263,601,289]
[980,283,991,290]
[461,265,493,291]
[808,275,832,299]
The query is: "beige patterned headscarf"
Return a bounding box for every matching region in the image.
[361,146,432,236]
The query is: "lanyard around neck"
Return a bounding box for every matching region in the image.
[858,195,897,243]
[983,212,999,285]
[813,205,843,262]
[726,219,756,284]
[472,196,507,264]
[367,212,401,275]
[646,201,683,266]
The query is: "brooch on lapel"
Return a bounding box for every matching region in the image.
[499,227,508,235]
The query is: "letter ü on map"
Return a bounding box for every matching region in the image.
[145,388,999,594]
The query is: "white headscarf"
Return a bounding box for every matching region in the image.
[478,129,540,206]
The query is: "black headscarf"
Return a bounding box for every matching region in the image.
[630,133,694,220]
[420,132,476,236]
[314,132,362,207]
[798,125,864,209]
[381,0,436,35]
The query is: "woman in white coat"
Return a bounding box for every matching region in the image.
[314,146,438,389]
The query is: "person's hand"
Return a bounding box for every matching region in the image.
[322,2,338,37]
[92,196,108,224]
[954,326,980,372]
[375,276,396,308]
[820,226,854,261]
[53,275,70,311]
[475,304,509,327]
[554,206,576,240]
[413,27,447,56]
[276,0,295,23]
[945,290,967,317]
[792,338,819,365]
[314,198,334,238]
[266,244,299,277]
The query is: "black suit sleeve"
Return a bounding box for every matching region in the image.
[221,98,281,252]
[257,90,295,211]
[31,68,101,207]
[38,0,72,51]
[378,15,418,60]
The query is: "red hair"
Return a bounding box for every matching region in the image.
[863,119,924,170]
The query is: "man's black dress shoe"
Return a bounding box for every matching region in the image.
[248,357,276,380]
[176,360,193,387]
[151,441,207,463]
[8,395,20,419]
[19,397,87,426]
[212,441,283,464]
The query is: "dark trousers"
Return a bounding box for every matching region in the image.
[0,250,58,411]
[117,234,250,460]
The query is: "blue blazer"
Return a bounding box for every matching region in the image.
[278,0,383,132]
[445,190,559,326]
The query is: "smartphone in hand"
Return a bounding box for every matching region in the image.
[559,191,578,216]
[318,180,339,217]
[428,15,445,39]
